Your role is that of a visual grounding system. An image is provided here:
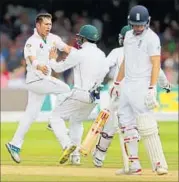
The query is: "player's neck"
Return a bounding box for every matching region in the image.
[41,36,47,43]
[37,30,47,43]
[40,34,47,43]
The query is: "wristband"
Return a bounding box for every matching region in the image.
[148,86,155,89]
[114,81,120,85]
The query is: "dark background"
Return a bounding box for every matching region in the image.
[0,0,178,88]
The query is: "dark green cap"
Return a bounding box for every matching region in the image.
[77,24,100,42]
[120,25,132,37]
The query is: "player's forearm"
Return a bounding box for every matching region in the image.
[158,68,168,87]
[49,61,68,73]
[150,55,161,87]
[28,56,39,69]
[50,57,78,73]
[115,60,125,82]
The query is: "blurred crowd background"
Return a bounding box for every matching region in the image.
[1,0,179,89]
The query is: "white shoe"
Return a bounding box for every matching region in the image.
[93,157,103,167]
[70,155,81,165]
[92,148,104,167]
[115,168,142,175]
[6,143,21,163]
[156,167,168,175]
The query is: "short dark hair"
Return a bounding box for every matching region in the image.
[35,13,52,24]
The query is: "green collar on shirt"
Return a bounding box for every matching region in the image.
[42,38,47,44]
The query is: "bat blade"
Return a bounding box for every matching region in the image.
[80,109,110,156]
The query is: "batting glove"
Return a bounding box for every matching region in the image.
[109,81,121,99]
[145,86,159,110]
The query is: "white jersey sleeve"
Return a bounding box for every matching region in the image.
[147,33,161,56]
[53,34,67,51]
[106,47,124,80]
[50,48,80,72]
[24,39,37,58]
[97,53,109,84]
[106,48,119,68]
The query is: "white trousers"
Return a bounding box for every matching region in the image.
[118,80,152,127]
[50,89,96,153]
[10,76,70,148]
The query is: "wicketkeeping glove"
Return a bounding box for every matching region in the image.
[144,86,159,110]
[89,83,103,102]
[161,82,172,93]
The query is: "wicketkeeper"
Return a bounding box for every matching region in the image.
[48,24,109,165]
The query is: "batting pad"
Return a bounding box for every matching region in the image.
[96,132,114,153]
[136,114,168,171]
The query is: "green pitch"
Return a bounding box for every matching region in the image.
[1,121,178,182]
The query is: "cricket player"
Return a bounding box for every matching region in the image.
[48,24,109,165]
[93,21,171,174]
[110,5,168,175]
[6,13,72,163]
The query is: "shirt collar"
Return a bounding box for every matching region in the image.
[81,42,97,48]
[34,28,49,39]
[34,28,40,37]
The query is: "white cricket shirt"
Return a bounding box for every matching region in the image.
[24,28,67,83]
[124,28,161,81]
[50,42,109,91]
[106,47,124,80]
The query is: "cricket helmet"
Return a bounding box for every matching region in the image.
[77,24,100,42]
[128,5,150,26]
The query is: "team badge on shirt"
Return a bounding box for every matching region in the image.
[53,42,56,47]
[26,44,32,53]
[40,43,43,48]
[26,44,31,48]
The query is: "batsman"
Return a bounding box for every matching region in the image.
[92,5,171,175]
[116,6,169,174]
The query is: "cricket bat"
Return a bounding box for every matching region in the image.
[80,98,115,156]
[80,109,110,156]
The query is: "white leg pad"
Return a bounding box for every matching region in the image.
[121,125,140,143]
[94,132,114,161]
[120,126,141,172]
[136,114,168,171]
